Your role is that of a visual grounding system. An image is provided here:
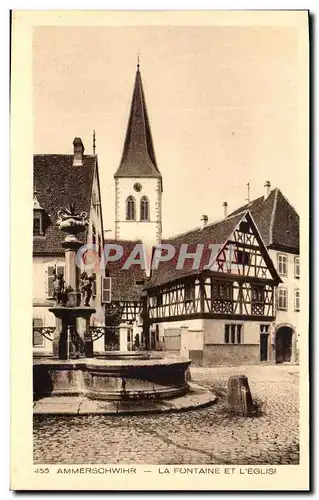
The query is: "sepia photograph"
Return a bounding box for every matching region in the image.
[10,9,309,491]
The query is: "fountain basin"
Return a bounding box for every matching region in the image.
[95,351,161,361]
[33,353,191,401]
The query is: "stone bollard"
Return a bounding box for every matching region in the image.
[226,375,255,417]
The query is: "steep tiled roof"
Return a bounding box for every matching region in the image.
[146,213,244,289]
[105,239,147,302]
[114,67,162,180]
[229,188,299,252]
[33,154,95,254]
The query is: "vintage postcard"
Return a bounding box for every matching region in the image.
[11,10,309,491]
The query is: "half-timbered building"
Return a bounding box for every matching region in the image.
[227,182,300,363]
[145,210,282,366]
[103,239,147,350]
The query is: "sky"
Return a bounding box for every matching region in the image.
[33,24,306,239]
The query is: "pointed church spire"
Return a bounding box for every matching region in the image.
[114,66,162,180]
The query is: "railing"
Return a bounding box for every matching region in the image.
[90,326,108,342]
[33,326,55,342]
[32,326,136,349]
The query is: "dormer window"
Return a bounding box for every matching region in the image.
[33,214,42,236]
[33,190,44,236]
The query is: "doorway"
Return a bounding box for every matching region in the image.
[275,326,293,363]
[260,334,269,361]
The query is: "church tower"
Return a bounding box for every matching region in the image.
[114,63,162,247]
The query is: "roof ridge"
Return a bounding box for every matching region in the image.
[228,190,275,217]
[163,211,244,242]
[34,153,72,157]
[34,153,95,159]
[105,238,143,244]
[269,187,279,246]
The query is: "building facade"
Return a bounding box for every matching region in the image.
[33,137,106,355]
[228,182,300,363]
[145,211,282,366]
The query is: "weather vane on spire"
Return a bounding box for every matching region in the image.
[137,52,140,70]
[93,130,96,156]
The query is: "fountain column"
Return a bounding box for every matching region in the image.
[49,204,96,360]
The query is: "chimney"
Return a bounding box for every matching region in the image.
[264,180,271,199]
[200,214,208,229]
[223,201,228,218]
[73,137,85,166]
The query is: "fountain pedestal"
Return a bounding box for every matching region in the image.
[48,204,96,360]
[50,307,96,359]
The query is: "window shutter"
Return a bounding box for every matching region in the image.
[92,272,97,297]
[33,318,43,328]
[102,277,112,303]
[33,318,44,346]
[47,266,55,297]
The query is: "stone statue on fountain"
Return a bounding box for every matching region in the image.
[52,269,69,306]
[79,271,95,306]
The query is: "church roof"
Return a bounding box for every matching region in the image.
[228,188,299,253]
[114,66,162,180]
[146,211,280,289]
[33,154,95,254]
[105,239,147,302]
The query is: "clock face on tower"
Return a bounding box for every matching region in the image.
[133,182,142,192]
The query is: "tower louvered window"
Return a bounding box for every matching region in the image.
[140,196,149,221]
[126,196,136,221]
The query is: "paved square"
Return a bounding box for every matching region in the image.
[33,364,299,465]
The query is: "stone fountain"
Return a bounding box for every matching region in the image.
[49,203,95,360]
[33,205,215,414]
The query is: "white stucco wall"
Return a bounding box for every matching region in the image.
[202,319,267,345]
[115,177,162,246]
[269,249,299,334]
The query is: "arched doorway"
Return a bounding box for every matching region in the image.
[275,326,293,363]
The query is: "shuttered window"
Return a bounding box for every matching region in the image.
[294,257,300,278]
[277,287,288,310]
[277,254,287,276]
[33,215,41,236]
[102,277,112,303]
[33,318,44,346]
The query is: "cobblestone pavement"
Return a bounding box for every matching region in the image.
[33,365,299,465]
